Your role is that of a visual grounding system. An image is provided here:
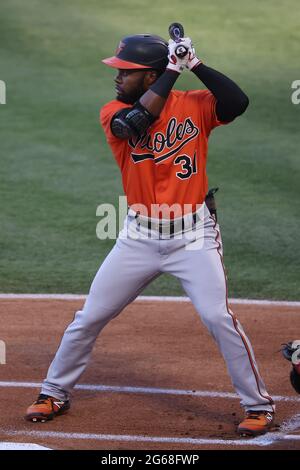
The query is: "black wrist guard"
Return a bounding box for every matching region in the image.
[150,69,180,98]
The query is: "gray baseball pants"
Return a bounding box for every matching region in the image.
[42,204,274,412]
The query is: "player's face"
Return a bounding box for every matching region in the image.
[114,69,152,104]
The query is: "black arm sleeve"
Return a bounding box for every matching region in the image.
[110,103,156,139]
[192,63,249,122]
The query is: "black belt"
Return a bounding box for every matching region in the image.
[134,211,200,237]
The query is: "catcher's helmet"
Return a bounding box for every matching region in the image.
[102,34,168,70]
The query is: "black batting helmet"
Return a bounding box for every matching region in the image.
[102,34,168,70]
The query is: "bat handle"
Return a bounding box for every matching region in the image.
[175,45,188,58]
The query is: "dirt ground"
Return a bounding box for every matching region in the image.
[0,299,299,450]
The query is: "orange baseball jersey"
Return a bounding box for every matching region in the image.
[100,89,227,218]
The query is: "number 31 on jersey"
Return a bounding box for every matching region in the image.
[174,151,198,180]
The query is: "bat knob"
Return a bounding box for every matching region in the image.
[168,22,185,42]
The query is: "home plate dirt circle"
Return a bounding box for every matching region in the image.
[0,296,299,450]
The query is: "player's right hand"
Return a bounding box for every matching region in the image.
[166,38,192,73]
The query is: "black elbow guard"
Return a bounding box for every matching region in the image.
[111,110,133,139]
[111,103,155,139]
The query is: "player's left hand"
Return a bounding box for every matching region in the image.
[184,38,202,70]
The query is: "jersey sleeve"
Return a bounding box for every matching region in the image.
[193,89,229,136]
[100,100,131,143]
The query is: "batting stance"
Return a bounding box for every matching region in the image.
[26,29,275,437]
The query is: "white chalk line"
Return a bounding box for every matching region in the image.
[280,414,300,433]
[0,442,51,450]
[0,429,264,446]
[1,415,300,447]
[0,381,299,403]
[0,429,262,446]
[0,429,287,447]
[0,293,299,307]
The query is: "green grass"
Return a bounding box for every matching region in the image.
[0,0,299,298]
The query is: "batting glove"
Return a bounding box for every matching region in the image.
[185,40,203,70]
[167,38,192,73]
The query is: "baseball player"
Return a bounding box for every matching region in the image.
[25,31,275,437]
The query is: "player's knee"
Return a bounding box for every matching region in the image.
[196,303,228,331]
